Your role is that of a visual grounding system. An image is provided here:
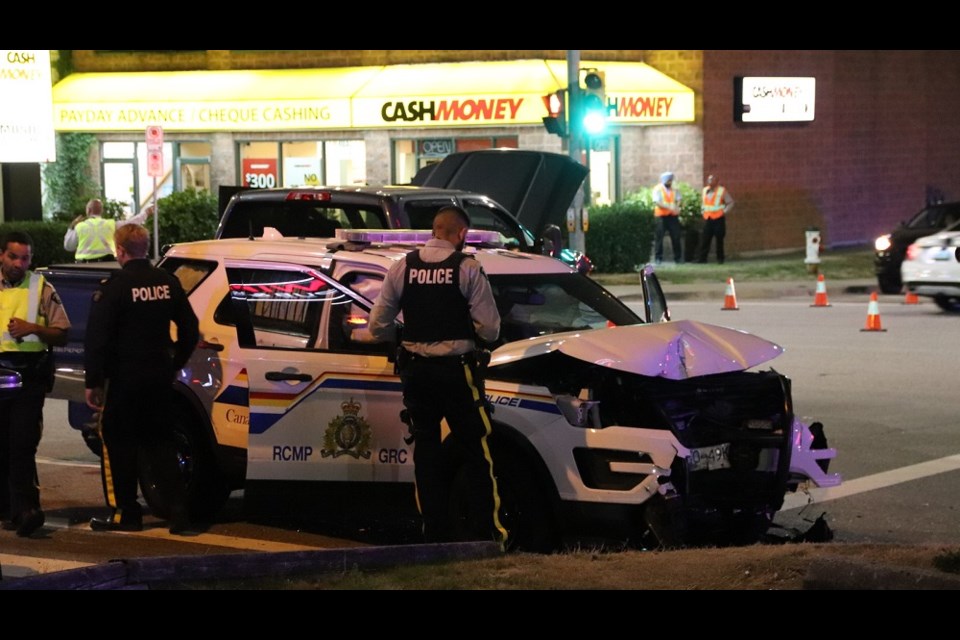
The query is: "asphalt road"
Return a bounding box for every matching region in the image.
[3,280,959,588]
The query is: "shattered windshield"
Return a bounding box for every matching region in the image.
[489,273,642,344]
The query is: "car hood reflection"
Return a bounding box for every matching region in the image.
[489,320,784,381]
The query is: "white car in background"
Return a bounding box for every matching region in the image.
[901,218,960,312]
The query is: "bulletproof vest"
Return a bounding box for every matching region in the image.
[400,250,473,343]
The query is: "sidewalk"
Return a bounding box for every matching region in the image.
[604,277,879,303]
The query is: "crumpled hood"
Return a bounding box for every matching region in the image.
[489,320,784,380]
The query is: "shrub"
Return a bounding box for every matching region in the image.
[0,221,73,268]
[624,180,703,236]
[42,132,99,221]
[585,202,656,273]
[155,188,219,246]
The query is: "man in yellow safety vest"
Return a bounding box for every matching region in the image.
[63,199,155,263]
[652,171,683,264]
[696,175,735,264]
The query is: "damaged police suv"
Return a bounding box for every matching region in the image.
[57,227,839,553]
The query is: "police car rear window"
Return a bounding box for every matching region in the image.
[219,201,388,238]
[160,258,217,296]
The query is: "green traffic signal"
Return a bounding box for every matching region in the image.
[582,93,606,135]
[581,69,607,136]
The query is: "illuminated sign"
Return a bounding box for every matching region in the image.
[735,77,816,123]
[52,61,698,132]
[0,50,56,162]
[54,100,352,132]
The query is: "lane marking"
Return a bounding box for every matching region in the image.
[783,453,960,510]
[36,456,99,468]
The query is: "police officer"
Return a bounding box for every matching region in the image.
[84,223,199,535]
[368,206,508,547]
[63,198,154,263]
[0,231,71,538]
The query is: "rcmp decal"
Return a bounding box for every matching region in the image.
[321,398,372,459]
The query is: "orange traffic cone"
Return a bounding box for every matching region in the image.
[721,277,739,310]
[810,273,831,307]
[861,292,887,332]
[903,290,920,305]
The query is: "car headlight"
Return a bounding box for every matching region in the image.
[874,235,892,252]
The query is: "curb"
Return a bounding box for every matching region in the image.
[0,541,502,590]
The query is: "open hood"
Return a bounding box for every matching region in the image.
[411,149,588,238]
[489,320,784,381]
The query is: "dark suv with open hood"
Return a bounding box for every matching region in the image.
[216,149,593,273]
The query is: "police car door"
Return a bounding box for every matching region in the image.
[226,261,411,487]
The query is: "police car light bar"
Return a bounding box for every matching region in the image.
[335,229,504,246]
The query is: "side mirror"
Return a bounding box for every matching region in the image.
[539,224,563,259]
[640,266,671,323]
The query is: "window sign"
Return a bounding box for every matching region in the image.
[419,139,454,157]
[243,158,278,188]
[735,77,815,123]
[0,50,56,162]
[284,157,322,187]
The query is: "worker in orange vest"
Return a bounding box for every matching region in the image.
[696,174,735,264]
[652,171,683,264]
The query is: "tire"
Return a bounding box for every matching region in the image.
[877,272,902,295]
[640,494,689,549]
[139,403,230,521]
[80,427,103,457]
[934,295,960,312]
[447,443,559,554]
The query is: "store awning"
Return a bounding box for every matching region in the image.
[51,60,694,133]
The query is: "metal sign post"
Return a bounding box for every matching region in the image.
[145,125,163,261]
[567,50,586,254]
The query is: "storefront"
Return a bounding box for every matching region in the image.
[51,59,695,215]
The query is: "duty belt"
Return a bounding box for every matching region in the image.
[405,351,473,364]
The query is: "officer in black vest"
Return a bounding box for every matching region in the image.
[84,224,200,535]
[369,206,507,547]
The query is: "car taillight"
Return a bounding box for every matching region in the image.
[905,243,921,261]
[285,190,332,202]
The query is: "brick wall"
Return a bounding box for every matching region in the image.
[70,50,649,72]
[703,50,960,253]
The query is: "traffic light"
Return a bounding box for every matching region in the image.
[581,69,607,136]
[542,89,567,137]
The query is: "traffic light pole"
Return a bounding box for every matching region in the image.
[567,50,586,254]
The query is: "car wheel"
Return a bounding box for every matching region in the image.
[877,272,902,294]
[139,403,230,521]
[447,443,559,554]
[81,427,103,457]
[934,295,960,312]
[640,494,689,549]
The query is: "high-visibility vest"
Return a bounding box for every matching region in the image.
[0,272,47,352]
[74,217,117,260]
[702,186,727,220]
[653,184,678,217]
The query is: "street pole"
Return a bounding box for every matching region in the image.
[567,51,586,254]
